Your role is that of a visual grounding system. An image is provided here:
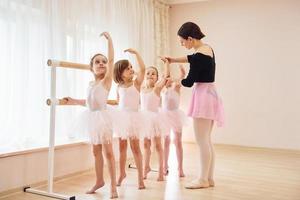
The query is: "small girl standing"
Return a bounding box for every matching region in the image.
[64,32,118,198]
[113,48,146,189]
[141,66,168,181]
[160,59,187,178]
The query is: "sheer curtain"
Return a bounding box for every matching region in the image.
[0,0,169,153]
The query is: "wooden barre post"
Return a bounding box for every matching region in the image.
[47,59,90,70]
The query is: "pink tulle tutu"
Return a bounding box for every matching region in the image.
[160,109,188,134]
[187,83,224,127]
[70,107,115,145]
[113,109,147,140]
[141,110,169,139]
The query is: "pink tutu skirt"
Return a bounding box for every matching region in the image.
[160,109,189,134]
[188,83,224,127]
[142,110,169,139]
[113,109,146,140]
[71,108,114,145]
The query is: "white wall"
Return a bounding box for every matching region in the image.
[170,0,300,150]
[0,144,94,193]
[0,140,128,193]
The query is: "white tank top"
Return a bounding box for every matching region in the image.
[86,82,108,111]
[161,88,180,111]
[118,85,140,111]
[141,90,160,112]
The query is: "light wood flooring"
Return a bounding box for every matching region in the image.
[1,143,300,200]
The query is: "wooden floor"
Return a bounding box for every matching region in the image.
[1,143,300,200]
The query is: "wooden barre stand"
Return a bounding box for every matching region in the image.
[47,59,90,70]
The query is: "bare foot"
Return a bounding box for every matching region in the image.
[179,170,185,178]
[208,179,215,187]
[110,190,118,199]
[86,182,105,194]
[117,174,126,186]
[143,167,151,179]
[138,182,146,190]
[157,176,164,181]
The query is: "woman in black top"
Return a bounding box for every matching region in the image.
[162,22,224,189]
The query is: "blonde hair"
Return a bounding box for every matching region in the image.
[146,66,159,79]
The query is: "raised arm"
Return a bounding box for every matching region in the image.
[124,48,145,87]
[160,56,171,78]
[101,32,114,87]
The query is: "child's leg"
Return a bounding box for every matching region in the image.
[208,122,215,186]
[163,135,171,175]
[117,139,127,186]
[185,118,212,189]
[143,138,151,179]
[130,138,145,189]
[174,130,185,177]
[86,144,105,194]
[154,136,164,181]
[103,143,118,199]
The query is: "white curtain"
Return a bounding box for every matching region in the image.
[0,0,169,153]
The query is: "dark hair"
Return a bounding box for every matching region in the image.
[114,59,129,84]
[177,22,205,40]
[89,53,107,71]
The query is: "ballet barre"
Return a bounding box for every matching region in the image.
[47,59,90,70]
[24,59,89,200]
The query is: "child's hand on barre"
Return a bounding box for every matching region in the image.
[107,100,118,106]
[62,97,76,105]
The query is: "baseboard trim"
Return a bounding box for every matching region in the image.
[0,168,93,198]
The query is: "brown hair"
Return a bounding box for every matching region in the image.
[89,53,107,72]
[114,59,129,84]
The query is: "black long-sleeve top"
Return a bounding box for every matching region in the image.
[181,51,216,87]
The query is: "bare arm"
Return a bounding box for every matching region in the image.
[124,48,145,87]
[63,97,86,106]
[160,56,170,78]
[174,64,186,92]
[162,56,188,63]
[102,32,114,88]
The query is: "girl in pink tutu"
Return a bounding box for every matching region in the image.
[113,48,146,189]
[162,22,224,189]
[64,32,118,198]
[160,59,188,178]
[141,66,168,181]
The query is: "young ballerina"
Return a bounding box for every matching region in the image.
[63,32,118,198]
[162,22,224,189]
[113,48,146,189]
[141,65,168,181]
[160,58,187,178]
